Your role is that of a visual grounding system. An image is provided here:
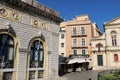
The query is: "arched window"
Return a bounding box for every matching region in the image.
[0,34,16,80]
[28,39,44,80]
[0,34,14,68]
[30,40,44,68]
[96,43,103,52]
[114,54,118,62]
[111,31,117,34]
[111,31,117,46]
[96,43,103,48]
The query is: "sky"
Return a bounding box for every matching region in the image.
[37,0,120,32]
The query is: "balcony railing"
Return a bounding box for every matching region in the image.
[91,47,106,52]
[0,60,13,69]
[69,55,90,59]
[71,31,87,37]
[72,44,88,48]
[30,61,43,68]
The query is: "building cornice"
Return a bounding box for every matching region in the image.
[66,23,91,26]
[104,23,120,26]
[0,0,63,23]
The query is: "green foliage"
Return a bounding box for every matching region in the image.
[98,70,120,80]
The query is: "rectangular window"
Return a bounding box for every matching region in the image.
[29,71,35,80]
[38,70,44,79]
[73,38,77,46]
[82,38,85,46]
[97,55,103,66]
[61,34,64,39]
[3,72,13,80]
[61,43,64,47]
[73,50,77,56]
[112,35,117,46]
[81,27,85,34]
[82,50,85,56]
[73,27,76,34]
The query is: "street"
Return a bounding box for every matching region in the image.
[58,70,101,80]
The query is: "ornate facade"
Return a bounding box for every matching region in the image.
[0,0,63,80]
[91,16,120,70]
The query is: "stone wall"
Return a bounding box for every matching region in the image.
[0,3,60,80]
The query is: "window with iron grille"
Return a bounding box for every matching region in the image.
[30,40,44,68]
[0,34,14,69]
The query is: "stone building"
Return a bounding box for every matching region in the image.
[91,16,120,70]
[0,0,63,80]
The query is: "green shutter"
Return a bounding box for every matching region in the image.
[97,55,103,66]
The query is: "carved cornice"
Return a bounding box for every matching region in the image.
[0,0,63,23]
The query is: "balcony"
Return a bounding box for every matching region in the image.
[71,31,87,37]
[69,55,90,59]
[71,44,88,49]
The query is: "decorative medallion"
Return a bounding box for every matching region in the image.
[34,20,38,25]
[42,23,45,27]
[42,23,47,30]
[12,13,19,20]
[0,8,7,16]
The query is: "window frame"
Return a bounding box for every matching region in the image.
[111,31,117,46]
[28,38,46,80]
[73,50,77,56]
[114,54,119,62]
[73,38,77,46]
[81,37,85,46]
[82,49,85,56]
[0,33,17,80]
[0,34,14,69]
[61,34,64,39]
[111,35,117,46]
[81,27,85,34]
[29,40,44,68]
[73,27,77,34]
[61,43,64,48]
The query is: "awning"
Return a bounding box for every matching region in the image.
[67,58,91,64]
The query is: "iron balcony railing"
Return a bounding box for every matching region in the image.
[69,55,90,59]
[72,44,88,48]
[72,31,87,36]
[0,60,13,69]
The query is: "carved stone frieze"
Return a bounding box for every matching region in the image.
[0,7,22,22]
